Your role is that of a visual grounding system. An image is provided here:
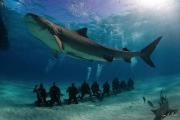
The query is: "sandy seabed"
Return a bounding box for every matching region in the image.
[0,75,179,120]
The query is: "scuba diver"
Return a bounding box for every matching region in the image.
[49,82,61,106]
[112,77,120,94]
[127,78,134,90]
[33,83,47,106]
[103,81,110,96]
[80,81,91,99]
[91,81,101,98]
[119,80,127,91]
[66,83,78,104]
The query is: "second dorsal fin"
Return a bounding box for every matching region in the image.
[123,47,129,51]
[122,48,131,63]
[76,27,88,38]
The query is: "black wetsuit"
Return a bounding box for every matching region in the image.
[103,82,110,96]
[120,80,127,91]
[91,81,100,98]
[67,85,78,104]
[80,82,91,99]
[127,78,134,90]
[33,86,47,106]
[112,78,120,94]
[49,85,61,105]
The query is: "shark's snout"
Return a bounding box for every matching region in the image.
[24,12,61,52]
[24,13,54,30]
[24,13,49,32]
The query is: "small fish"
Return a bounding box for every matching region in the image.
[147,100,154,108]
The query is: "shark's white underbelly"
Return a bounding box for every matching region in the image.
[63,43,106,62]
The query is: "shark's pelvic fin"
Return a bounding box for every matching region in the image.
[76,27,88,38]
[140,36,162,68]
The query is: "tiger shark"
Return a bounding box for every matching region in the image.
[24,13,161,67]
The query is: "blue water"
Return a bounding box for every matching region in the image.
[1,0,180,82]
[0,0,180,120]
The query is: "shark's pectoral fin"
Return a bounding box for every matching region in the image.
[51,35,64,59]
[53,35,64,50]
[75,27,88,38]
[103,55,113,62]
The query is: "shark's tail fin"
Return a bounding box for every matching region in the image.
[140,36,162,68]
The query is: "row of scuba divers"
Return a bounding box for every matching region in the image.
[33,78,134,107]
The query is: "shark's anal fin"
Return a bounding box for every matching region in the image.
[75,27,88,38]
[53,35,64,50]
[103,55,113,62]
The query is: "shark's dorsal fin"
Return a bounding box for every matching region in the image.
[75,28,88,38]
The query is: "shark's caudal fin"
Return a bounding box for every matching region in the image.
[140,36,162,68]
